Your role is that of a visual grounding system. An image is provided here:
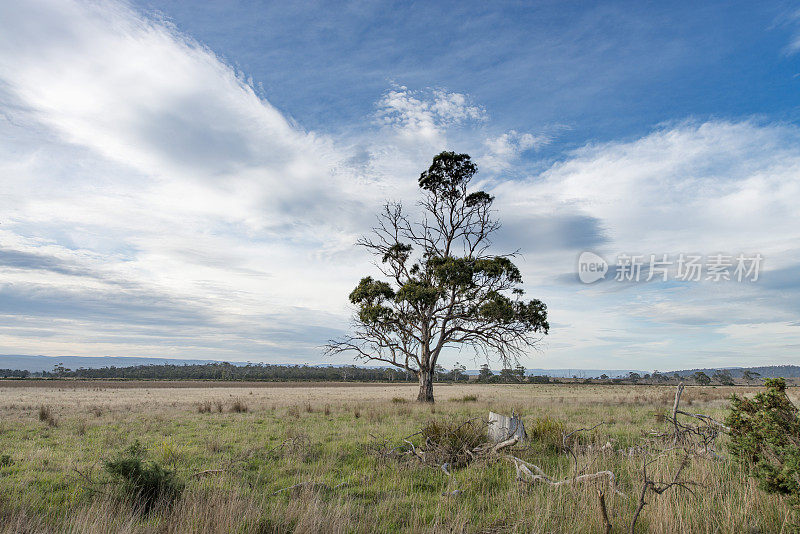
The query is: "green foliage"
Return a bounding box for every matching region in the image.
[713,370,735,386]
[0,369,29,378]
[477,364,493,381]
[349,277,397,324]
[0,454,12,467]
[103,440,183,513]
[726,378,800,503]
[395,281,441,308]
[694,371,711,385]
[418,151,478,199]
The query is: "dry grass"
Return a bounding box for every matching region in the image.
[0,381,796,532]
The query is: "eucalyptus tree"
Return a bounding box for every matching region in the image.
[326,152,549,402]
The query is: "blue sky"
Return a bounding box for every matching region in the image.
[135,1,800,148]
[0,0,799,371]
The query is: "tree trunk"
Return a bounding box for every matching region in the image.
[417,369,435,403]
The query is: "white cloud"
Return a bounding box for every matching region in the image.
[0,0,383,362]
[376,85,486,142]
[490,120,800,369]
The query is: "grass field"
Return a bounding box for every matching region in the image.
[0,381,796,533]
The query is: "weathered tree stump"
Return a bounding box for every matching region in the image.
[488,411,526,442]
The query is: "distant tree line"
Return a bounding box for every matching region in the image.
[0,361,791,385]
[24,362,472,382]
[0,369,30,378]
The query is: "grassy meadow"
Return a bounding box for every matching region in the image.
[0,381,796,533]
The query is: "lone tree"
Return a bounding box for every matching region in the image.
[693,371,711,386]
[326,151,549,402]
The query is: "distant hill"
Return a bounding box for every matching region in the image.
[670,365,800,378]
[468,368,650,378]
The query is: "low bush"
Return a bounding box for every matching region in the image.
[38,405,57,427]
[727,378,800,503]
[103,441,183,513]
[420,418,487,468]
[229,398,248,413]
[0,454,12,467]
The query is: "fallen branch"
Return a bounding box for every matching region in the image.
[493,436,519,453]
[675,410,730,432]
[508,455,626,497]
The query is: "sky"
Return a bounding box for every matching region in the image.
[0,0,799,371]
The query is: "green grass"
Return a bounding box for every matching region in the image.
[0,383,796,532]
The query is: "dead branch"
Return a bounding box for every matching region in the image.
[492,436,519,453]
[598,489,612,534]
[562,422,606,480]
[629,451,698,534]
[72,466,111,498]
[674,410,730,432]
[508,455,626,497]
[658,383,728,456]
[671,383,684,441]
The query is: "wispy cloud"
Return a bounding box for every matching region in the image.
[479,130,552,172]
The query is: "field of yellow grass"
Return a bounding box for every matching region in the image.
[0,381,796,533]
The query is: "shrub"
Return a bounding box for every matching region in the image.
[391,397,408,404]
[0,454,12,467]
[38,405,57,427]
[420,418,487,468]
[726,378,800,503]
[103,441,183,513]
[229,398,248,413]
[197,401,212,414]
